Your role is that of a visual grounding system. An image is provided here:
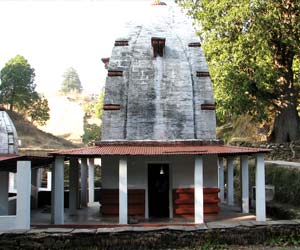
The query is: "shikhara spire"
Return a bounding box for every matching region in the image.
[102,3,216,141]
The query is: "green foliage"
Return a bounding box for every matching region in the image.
[29,94,50,126]
[178,0,300,141]
[82,123,101,144]
[266,202,298,220]
[0,55,36,111]
[248,162,300,207]
[95,91,104,119]
[217,114,267,143]
[267,233,300,247]
[266,165,300,206]
[61,67,83,94]
[83,90,104,119]
[0,55,50,125]
[81,91,104,144]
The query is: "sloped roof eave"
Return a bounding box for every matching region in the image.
[49,142,270,158]
[0,154,54,172]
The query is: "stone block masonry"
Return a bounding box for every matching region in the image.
[232,140,300,161]
[0,221,300,249]
[101,3,217,141]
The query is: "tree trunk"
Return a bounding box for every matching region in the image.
[269,44,300,142]
[9,85,15,111]
[270,104,300,142]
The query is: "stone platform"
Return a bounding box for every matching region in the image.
[1,220,300,250]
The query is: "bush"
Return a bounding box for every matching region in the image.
[265,165,300,206]
[82,123,101,145]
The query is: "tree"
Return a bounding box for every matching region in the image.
[82,90,104,144]
[95,90,104,120]
[178,0,300,142]
[0,55,50,125]
[28,94,50,126]
[61,67,82,94]
[0,55,36,111]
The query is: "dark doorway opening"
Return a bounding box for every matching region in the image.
[148,164,169,218]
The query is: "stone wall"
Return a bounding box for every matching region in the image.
[0,222,300,250]
[231,141,300,161]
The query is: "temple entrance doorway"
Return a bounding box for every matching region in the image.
[148,164,169,218]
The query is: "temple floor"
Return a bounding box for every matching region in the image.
[31,202,256,226]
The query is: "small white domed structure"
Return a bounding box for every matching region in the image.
[0,109,18,154]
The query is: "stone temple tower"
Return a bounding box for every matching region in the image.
[49,1,267,223]
[101,1,216,141]
[0,109,18,154]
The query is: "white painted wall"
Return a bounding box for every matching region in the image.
[0,161,31,231]
[16,161,31,229]
[102,157,119,189]
[102,156,146,189]
[0,216,16,230]
[101,155,218,189]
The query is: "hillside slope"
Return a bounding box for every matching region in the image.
[7,111,78,153]
[38,94,84,144]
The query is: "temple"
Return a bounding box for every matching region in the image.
[50,1,268,225]
[0,1,268,229]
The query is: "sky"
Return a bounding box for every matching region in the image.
[0,0,160,95]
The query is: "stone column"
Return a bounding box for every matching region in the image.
[169,166,173,219]
[37,168,42,190]
[47,171,52,191]
[53,156,64,224]
[50,164,55,224]
[69,158,79,215]
[145,165,149,219]
[218,157,225,202]
[9,172,16,193]
[119,158,128,224]
[16,161,31,229]
[256,153,266,221]
[241,155,249,213]
[0,171,9,215]
[227,157,234,206]
[80,158,88,207]
[194,156,204,224]
[88,158,95,204]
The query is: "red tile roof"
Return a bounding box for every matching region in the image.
[0,154,53,171]
[49,141,269,157]
[0,154,22,162]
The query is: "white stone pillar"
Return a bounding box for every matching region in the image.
[53,156,64,224]
[119,158,128,224]
[88,158,95,204]
[69,158,79,215]
[241,155,249,213]
[194,156,204,224]
[80,158,88,207]
[37,168,42,190]
[256,153,266,221]
[16,161,31,229]
[169,166,173,219]
[47,171,52,191]
[145,165,149,219]
[9,172,16,193]
[50,165,55,224]
[218,157,225,202]
[227,157,234,206]
[0,172,9,215]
